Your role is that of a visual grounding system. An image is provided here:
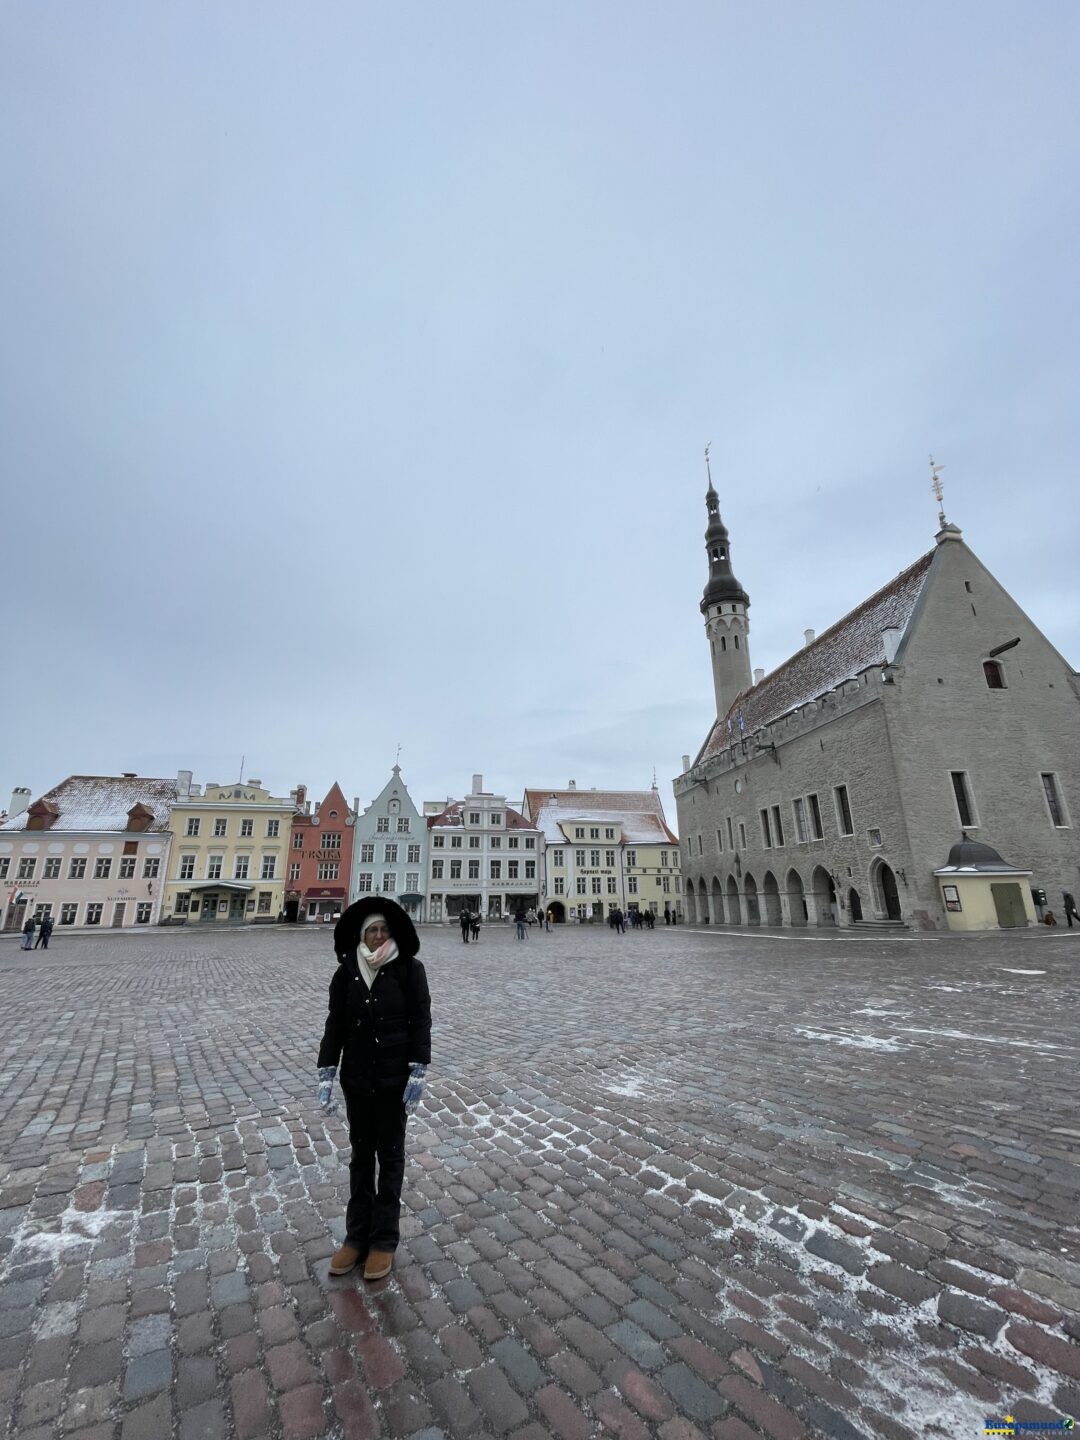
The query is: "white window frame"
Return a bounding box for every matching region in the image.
[316,860,338,881]
[234,855,250,880]
[240,818,254,838]
[261,855,277,880]
[360,843,375,862]
[214,818,228,837]
[382,872,397,893]
[357,871,373,893]
[266,819,280,838]
[179,854,196,881]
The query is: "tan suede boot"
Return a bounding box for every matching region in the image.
[363,1249,393,1281]
[329,1243,363,1276]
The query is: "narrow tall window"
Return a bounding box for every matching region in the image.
[793,798,808,844]
[808,793,824,840]
[760,809,772,848]
[716,828,724,853]
[1041,773,1068,828]
[772,805,784,847]
[726,817,734,849]
[951,771,977,828]
[834,786,854,836]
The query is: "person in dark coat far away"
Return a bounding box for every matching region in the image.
[459,908,471,943]
[35,914,54,949]
[317,897,431,1282]
[21,915,36,951]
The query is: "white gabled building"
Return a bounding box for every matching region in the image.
[0,774,178,932]
[425,775,543,923]
[351,766,427,925]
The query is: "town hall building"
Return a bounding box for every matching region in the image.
[675,468,1079,931]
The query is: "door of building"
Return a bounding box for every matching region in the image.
[5,900,27,932]
[201,893,219,921]
[991,883,1027,928]
[879,864,902,921]
[229,893,246,922]
[111,903,126,928]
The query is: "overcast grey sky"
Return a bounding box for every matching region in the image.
[3,2,1077,822]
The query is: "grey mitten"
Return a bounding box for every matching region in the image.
[317,1065,338,1113]
[403,1062,427,1115]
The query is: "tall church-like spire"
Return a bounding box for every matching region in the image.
[699,448,752,717]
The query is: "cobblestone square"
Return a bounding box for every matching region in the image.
[1,922,1078,1439]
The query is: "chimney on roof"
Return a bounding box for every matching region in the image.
[248,778,261,788]
[352,796,359,814]
[8,787,31,820]
[682,755,690,772]
[804,629,815,646]
[753,668,764,684]
[177,770,192,800]
[472,774,483,794]
[295,784,306,809]
[568,779,577,790]
[881,626,902,665]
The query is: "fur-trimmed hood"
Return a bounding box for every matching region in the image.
[333,896,420,963]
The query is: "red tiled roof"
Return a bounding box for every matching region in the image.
[697,548,936,763]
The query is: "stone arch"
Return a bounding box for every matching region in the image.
[697,877,710,925]
[743,872,760,925]
[762,870,783,926]
[711,875,725,926]
[726,874,742,926]
[811,865,838,926]
[786,868,807,926]
[870,859,902,921]
[848,888,863,922]
[685,878,697,926]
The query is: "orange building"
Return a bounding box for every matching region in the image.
[284,783,357,923]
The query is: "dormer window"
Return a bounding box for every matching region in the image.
[983,660,1005,689]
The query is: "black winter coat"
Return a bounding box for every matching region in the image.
[317,897,431,1094]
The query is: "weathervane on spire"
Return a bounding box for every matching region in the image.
[704,442,713,487]
[930,455,946,527]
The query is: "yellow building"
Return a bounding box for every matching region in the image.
[161,771,299,925]
[522,784,682,923]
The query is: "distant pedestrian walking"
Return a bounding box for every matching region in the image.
[545,909,553,931]
[1063,893,1080,928]
[514,907,527,940]
[470,912,481,942]
[459,909,471,944]
[21,916,36,950]
[35,915,53,950]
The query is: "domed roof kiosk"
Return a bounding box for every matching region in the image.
[933,833,1036,930]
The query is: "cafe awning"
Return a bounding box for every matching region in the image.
[185,879,254,892]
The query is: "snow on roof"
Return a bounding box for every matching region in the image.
[696,548,936,764]
[427,801,537,831]
[0,775,179,834]
[523,788,679,845]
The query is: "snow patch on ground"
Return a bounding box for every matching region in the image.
[898,1027,1069,1052]
[1001,968,1046,975]
[795,1027,906,1052]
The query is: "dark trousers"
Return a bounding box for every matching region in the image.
[344,1086,407,1253]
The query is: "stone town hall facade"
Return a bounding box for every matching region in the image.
[675,473,1080,930]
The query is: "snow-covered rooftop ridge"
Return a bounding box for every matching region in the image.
[697,547,935,764]
[524,788,678,845]
[426,800,536,831]
[0,775,179,834]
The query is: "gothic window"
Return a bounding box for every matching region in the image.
[721,636,727,651]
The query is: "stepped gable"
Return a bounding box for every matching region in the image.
[696,547,936,764]
[524,788,679,846]
[0,775,178,833]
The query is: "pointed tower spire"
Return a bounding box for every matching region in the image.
[698,448,752,717]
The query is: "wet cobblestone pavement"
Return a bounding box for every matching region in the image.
[1,922,1078,1439]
